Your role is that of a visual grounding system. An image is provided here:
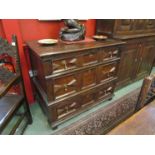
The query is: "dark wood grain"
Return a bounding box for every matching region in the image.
[27,39,125,58]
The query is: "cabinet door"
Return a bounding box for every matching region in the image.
[136,41,155,79]
[116,44,139,88]
[133,19,146,31]
[145,19,155,32]
[115,19,133,34]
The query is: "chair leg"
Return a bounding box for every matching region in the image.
[23,99,33,124]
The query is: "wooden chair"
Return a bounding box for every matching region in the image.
[0,35,32,134]
[135,74,155,111]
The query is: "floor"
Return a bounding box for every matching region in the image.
[108,100,155,135]
[24,68,155,135]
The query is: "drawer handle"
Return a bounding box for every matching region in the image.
[89,53,94,57]
[113,50,119,55]
[69,58,77,64]
[110,67,116,72]
[135,58,138,62]
[69,102,77,108]
[62,58,77,69]
[107,87,112,91]
[67,79,77,86]
[108,51,112,57]
[55,79,76,92]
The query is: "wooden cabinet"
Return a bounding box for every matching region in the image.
[96,19,155,39]
[27,40,124,128]
[116,43,138,88]
[116,37,155,89]
[136,39,155,79]
[96,20,155,89]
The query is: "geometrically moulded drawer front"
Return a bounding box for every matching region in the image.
[53,97,81,120]
[53,74,78,99]
[98,62,118,83]
[52,56,78,74]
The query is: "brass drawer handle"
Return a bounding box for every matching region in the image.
[110,67,116,72]
[113,50,119,55]
[69,102,77,108]
[67,79,77,86]
[107,87,112,91]
[69,58,77,64]
[88,53,95,58]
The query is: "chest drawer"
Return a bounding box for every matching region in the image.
[97,80,116,100]
[53,74,79,99]
[100,47,120,62]
[99,62,118,83]
[52,56,79,74]
[51,97,81,121]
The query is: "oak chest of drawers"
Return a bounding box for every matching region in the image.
[27,39,125,128]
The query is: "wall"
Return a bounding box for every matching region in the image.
[19,19,96,42]
[0,20,5,38]
[1,19,96,103]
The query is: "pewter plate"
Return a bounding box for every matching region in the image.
[38,39,58,45]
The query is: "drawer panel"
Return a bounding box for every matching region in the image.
[80,91,96,108]
[99,62,117,82]
[81,49,98,66]
[97,81,115,100]
[81,68,96,89]
[100,47,120,61]
[55,97,81,120]
[54,74,78,99]
[52,56,78,73]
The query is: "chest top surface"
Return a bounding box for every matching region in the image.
[26,39,125,58]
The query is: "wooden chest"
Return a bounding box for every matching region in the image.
[27,39,125,128]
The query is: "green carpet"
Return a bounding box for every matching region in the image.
[24,68,155,135]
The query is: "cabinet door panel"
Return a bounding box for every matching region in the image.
[115,19,133,33]
[115,19,132,31]
[133,19,146,31]
[136,41,155,79]
[116,44,139,88]
[145,20,155,30]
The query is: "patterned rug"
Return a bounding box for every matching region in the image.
[54,88,141,135]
